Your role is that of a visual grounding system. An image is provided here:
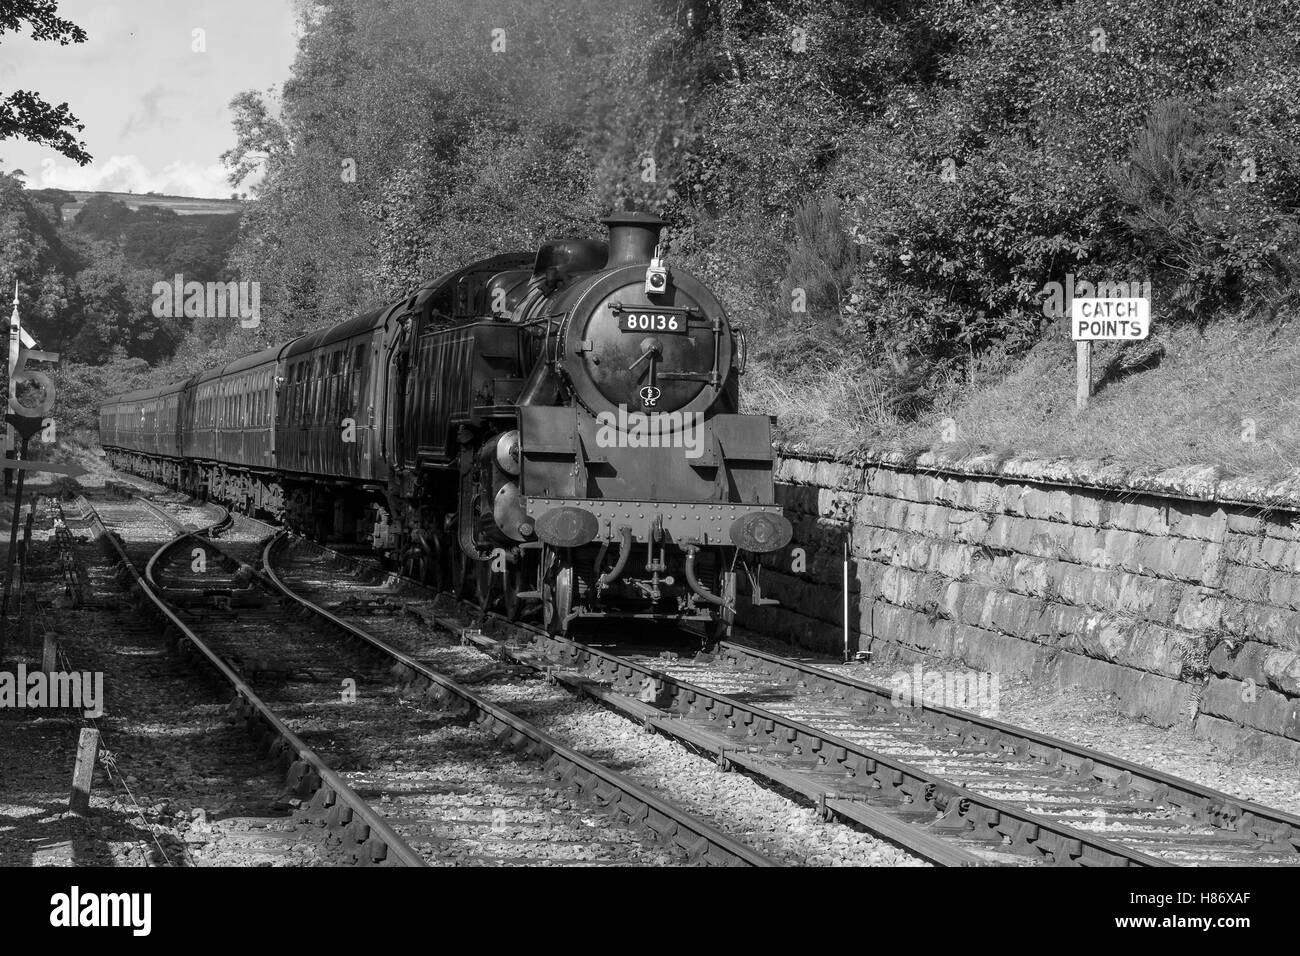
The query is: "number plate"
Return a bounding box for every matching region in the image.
[617,312,689,334]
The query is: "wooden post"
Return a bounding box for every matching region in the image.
[1076,341,1092,411]
[842,539,850,662]
[18,505,33,606]
[69,727,100,814]
[42,629,57,674]
[0,435,28,618]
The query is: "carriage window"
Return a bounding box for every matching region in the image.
[352,344,366,405]
[332,361,343,418]
[321,366,331,421]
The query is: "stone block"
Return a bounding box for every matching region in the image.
[1054,654,1190,726]
[931,541,974,579]
[1192,714,1300,764]
[999,483,1027,516]
[1168,506,1228,542]
[1069,492,1105,528]
[1218,602,1300,651]
[1225,511,1265,535]
[1009,555,1052,597]
[1208,641,1300,697]
[1173,587,1224,632]
[1107,500,1171,536]
[1019,487,1055,521]
[1199,677,1300,741]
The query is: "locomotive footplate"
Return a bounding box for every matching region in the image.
[524,497,792,552]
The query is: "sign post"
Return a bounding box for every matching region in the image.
[4,283,37,495]
[1069,297,1151,411]
[1,426,37,620]
[0,287,80,630]
[1075,341,1092,411]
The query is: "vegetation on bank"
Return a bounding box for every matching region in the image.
[753,318,1300,479]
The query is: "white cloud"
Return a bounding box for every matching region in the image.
[31,155,259,198]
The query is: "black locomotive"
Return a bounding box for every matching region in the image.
[100,213,792,639]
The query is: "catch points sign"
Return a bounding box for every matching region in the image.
[1071,298,1149,341]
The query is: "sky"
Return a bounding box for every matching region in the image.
[0,0,301,198]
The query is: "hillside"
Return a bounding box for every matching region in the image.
[55,190,244,222]
[0,178,247,430]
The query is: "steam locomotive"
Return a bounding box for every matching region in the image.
[99,213,792,640]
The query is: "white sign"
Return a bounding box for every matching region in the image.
[1071,298,1150,341]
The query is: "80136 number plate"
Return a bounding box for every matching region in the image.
[618,312,689,333]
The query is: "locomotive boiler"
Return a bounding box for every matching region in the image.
[100,212,792,642]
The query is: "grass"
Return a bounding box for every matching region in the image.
[745,314,1300,480]
[741,326,929,453]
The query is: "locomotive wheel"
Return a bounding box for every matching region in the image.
[500,557,525,622]
[426,530,447,592]
[473,557,493,612]
[400,546,420,581]
[402,534,439,588]
[703,615,731,651]
[450,543,472,599]
[543,563,574,636]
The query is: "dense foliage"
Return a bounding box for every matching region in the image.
[215,0,1299,415]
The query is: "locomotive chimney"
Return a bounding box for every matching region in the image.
[600,212,666,267]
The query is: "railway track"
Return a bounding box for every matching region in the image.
[75,492,424,866]
[266,532,1300,867]
[78,490,772,867]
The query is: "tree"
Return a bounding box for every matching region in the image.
[0,0,91,164]
[221,89,288,193]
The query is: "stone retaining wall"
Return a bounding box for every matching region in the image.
[739,453,1300,763]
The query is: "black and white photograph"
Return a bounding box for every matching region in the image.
[0,0,1294,937]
